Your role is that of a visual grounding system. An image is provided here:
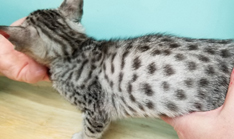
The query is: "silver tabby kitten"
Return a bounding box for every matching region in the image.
[1,0,234,139]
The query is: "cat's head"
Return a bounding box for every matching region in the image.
[0,0,85,65]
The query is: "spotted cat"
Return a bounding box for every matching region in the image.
[0,0,234,139]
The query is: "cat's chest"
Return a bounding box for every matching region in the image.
[50,61,85,100]
[49,58,104,110]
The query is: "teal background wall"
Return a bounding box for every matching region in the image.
[0,0,233,40]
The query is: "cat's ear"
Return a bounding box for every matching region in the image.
[0,26,39,51]
[0,25,50,65]
[59,0,84,22]
[0,26,28,48]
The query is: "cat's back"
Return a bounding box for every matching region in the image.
[100,34,234,117]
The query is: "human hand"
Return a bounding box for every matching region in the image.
[0,18,49,83]
[162,69,234,139]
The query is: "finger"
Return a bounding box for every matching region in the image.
[18,59,48,83]
[10,17,26,26]
[222,69,234,113]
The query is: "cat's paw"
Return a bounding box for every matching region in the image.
[71,132,83,139]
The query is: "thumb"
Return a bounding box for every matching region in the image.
[161,115,193,131]
[220,68,234,114]
[17,58,48,83]
[161,115,192,139]
[162,113,214,139]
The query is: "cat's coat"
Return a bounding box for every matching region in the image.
[0,0,234,139]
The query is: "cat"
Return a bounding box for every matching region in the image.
[0,0,234,139]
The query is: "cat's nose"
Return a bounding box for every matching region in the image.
[0,26,10,39]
